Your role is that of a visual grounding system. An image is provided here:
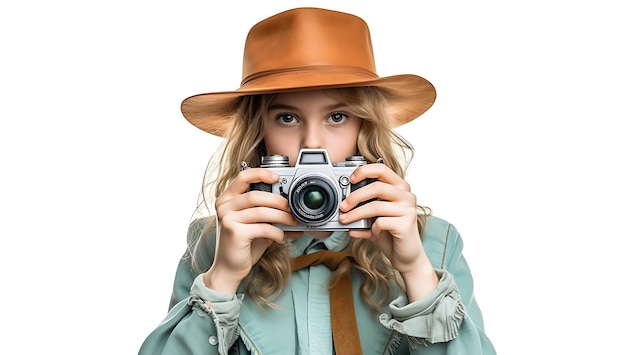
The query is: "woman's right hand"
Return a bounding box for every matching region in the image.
[203,168,298,294]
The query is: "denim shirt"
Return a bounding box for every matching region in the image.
[139,216,497,354]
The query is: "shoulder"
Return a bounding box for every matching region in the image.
[186,217,210,242]
[186,216,215,244]
[185,216,217,271]
[421,215,464,270]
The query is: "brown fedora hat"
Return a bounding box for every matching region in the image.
[181,7,436,137]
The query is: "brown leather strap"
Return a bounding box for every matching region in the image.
[292,250,363,355]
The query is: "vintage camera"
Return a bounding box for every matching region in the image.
[249,148,375,231]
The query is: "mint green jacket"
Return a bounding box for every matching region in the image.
[139,216,496,354]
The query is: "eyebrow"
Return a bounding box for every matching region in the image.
[267,103,349,112]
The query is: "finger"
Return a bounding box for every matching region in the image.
[340,182,416,212]
[370,215,417,238]
[249,237,275,261]
[339,199,412,224]
[350,164,409,189]
[220,206,299,228]
[220,219,287,249]
[218,190,291,214]
[220,168,280,200]
[347,229,372,239]
[244,223,287,245]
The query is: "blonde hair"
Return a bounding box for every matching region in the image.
[189,87,430,309]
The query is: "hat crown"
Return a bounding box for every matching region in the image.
[181,7,436,137]
[241,8,377,86]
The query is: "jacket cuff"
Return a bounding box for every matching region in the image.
[379,269,467,346]
[189,273,243,355]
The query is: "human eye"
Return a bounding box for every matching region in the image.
[327,112,349,124]
[275,113,300,125]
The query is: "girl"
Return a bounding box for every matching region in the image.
[139,7,496,355]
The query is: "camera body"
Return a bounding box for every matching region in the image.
[250,148,374,231]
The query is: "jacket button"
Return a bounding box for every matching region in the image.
[209,335,218,346]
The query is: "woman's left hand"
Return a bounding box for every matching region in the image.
[338,163,439,301]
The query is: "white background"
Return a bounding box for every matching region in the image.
[1,1,624,354]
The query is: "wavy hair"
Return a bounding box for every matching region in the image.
[188,87,430,310]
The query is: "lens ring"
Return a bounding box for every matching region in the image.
[289,175,338,226]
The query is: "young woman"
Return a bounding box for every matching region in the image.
[139,7,496,355]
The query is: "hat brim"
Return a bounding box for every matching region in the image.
[181,73,436,137]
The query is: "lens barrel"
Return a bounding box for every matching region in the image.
[289,175,337,226]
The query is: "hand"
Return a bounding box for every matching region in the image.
[338,163,439,301]
[204,168,298,294]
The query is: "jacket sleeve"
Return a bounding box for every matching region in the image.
[381,218,497,354]
[440,222,496,352]
[139,218,241,355]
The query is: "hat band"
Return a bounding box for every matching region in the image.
[241,65,379,87]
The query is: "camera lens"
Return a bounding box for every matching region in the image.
[303,189,324,209]
[289,175,337,226]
